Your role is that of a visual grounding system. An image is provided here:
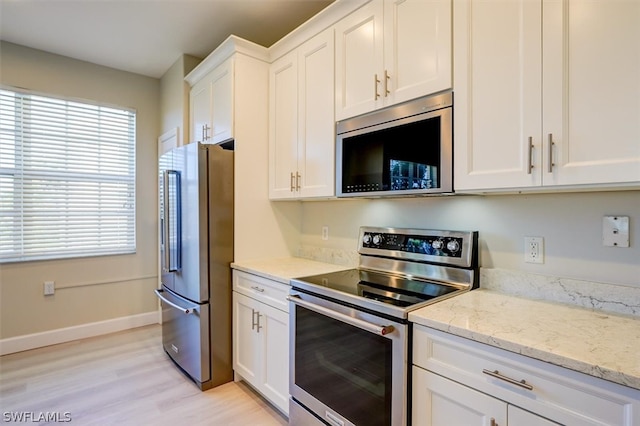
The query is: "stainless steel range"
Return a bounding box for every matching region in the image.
[288,226,478,426]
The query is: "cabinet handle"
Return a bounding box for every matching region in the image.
[251,285,264,293]
[527,136,533,174]
[255,311,262,333]
[202,124,211,141]
[374,74,381,100]
[251,309,262,332]
[482,369,533,391]
[290,172,295,192]
[251,308,257,330]
[548,133,555,173]
[384,70,390,96]
[296,172,301,191]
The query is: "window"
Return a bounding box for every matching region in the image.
[0,87,136,263]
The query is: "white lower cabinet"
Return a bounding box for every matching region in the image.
[413,368,558,426]
[412,326,640,426]
[232,271,289,415]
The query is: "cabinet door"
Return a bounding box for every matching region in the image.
[335,0,384,120]
[259,302,289,415]
[298,28,335,198]
[384,0,451,106]
[232,291,261,384]
[453,0,542,191]
[509,406,559,426]
[268,50,298,199]
[210,58,234,144]
[542,0,640,186]
[413,367,507,426]
[190,76,212,144]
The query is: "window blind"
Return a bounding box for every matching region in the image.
[0,88,136,263]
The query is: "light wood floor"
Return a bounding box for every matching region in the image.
[0,325,288,425]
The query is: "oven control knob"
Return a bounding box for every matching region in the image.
[431,240,444,250]
[362,234,372,244]
[372,234,383,245]
[446,240,460,252]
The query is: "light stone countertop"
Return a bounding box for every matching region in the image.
[409,289,640,391]
[231,257,351,284]
[230,259,640,391]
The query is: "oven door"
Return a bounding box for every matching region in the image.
[288,290,407,426]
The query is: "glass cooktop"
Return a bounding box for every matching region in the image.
[292,268,459,309]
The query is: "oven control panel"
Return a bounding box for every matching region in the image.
[362,231,463,257]
[358,227,478,268]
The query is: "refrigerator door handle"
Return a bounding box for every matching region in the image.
[155,289,197,314]
[163,170,182,272]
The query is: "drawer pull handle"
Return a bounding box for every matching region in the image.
[251,286,265,293]
[482,369,533,391]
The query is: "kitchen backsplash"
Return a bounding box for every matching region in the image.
[295,245,640,317]
[296,245,358,267]
[481,268,640,317]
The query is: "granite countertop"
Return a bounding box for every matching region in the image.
[231,257,351,284]
[409,289,640,391]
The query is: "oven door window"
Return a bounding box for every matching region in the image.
[294,305,392,426]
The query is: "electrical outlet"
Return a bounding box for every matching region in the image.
[603,216,629,247]
[322,226,329,241]
[524,237,544,264]
[44,281,55,296]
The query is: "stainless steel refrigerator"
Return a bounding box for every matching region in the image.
[155,141,234,390]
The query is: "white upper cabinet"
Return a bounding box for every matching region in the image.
[453,0,542,190]
[542,0,640,187]
[454,0,640,192]
[209,59,233,144]
[189,58,233,145]
[269,28,335,199]
[190,74,214,144]
[335,0,452,121]
[384,0,452,107]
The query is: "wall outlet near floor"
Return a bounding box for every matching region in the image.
[524,237,544,264]
[44,281,55,296]
[321,226,329,241]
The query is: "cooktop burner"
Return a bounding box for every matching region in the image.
[298,269,459,307]
[290,227,479,320]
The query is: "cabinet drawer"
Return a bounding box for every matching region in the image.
[233,270,289,312]
[413,326,640,426]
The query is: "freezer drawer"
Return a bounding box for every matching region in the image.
[156,287,210,386]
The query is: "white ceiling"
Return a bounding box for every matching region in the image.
[0,0,335,78]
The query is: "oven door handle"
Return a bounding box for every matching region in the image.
[287,294,395,336]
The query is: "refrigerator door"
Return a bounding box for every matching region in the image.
[159,149,179,292]
[156,287,210,385]
[172,143,209,303]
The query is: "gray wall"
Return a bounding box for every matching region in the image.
[300,190,640,287]
[0,42,161,339]
[159,54,200,145]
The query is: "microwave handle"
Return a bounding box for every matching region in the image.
[287,294,395,336]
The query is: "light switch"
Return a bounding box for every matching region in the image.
[602,216,629,247]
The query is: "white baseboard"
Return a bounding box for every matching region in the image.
[0,311,160,356]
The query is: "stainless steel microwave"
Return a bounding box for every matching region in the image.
[336,91,452,197]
